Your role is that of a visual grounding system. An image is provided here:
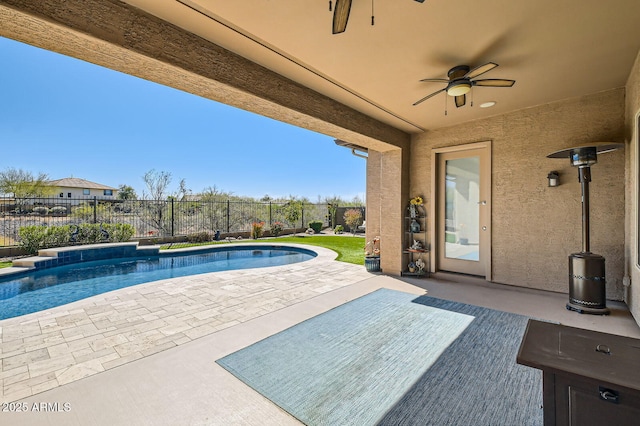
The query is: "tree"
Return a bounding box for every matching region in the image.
[200,185,231,202]
[117,184,138,200]
[343,208,363,235]
[283,198,303,235]
[140,170,174,235]
[0,167,54,198]
[142,169,172,200]
[176,178,191,201]
[321,196,341,227]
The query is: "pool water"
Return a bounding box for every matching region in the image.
[0,245,315,320]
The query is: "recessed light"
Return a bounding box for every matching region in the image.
[480,101,496,108]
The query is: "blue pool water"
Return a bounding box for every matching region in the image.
[0,245,315,320]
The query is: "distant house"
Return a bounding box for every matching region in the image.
[48,178,118,204]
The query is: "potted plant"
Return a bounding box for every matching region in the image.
[364,236,381,272]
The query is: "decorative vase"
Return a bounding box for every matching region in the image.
[409,205,417,218]
[410,219,420,233]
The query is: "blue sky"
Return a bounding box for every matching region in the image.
[0,37,366,201]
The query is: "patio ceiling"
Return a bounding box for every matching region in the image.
[123,0,640,134]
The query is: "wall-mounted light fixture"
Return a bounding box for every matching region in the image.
[547,171,560,187]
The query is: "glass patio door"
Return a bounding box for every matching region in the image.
[436,144,491,277]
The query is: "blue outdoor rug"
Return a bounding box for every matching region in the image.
[217,289,542,426]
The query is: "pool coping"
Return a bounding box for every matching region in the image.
[0,241,326,280]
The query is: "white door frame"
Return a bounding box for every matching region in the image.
[430,141,492,280]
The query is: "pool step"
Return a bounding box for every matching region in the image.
[12,256,58,269]
[9,243,161,272]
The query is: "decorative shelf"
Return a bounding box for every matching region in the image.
[404,201,429,278]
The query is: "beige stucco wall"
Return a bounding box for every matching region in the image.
[53,186,118,205]
[366,148,410,276]
[625,50,640,321]
[410,89,626,299]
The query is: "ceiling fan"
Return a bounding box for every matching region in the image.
[330,0,425,34]
[413,62,515,108]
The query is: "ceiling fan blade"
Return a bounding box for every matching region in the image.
[455,95,466,108]
[473,79,516,87]
[413,88,446,106]
[332,0,352,34]
[419,78,449,83]
[465,62,498,79]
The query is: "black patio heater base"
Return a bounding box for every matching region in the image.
[548,143,622,315]
[566,252,608,315]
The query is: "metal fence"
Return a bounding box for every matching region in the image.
[0,197,331,247]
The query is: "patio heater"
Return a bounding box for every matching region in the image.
[547,143,623,315]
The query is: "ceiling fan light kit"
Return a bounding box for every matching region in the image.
[414,62,515,114]
[446,80,471,97]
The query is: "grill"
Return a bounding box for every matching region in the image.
[547,143,623,315]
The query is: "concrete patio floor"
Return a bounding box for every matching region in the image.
[1,243,639,425]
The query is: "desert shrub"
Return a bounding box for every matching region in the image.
[343,209,363,234]
[270,221,284,237]
[105,223,135,242]
[18,225,72,254]
[44,225,71,248]
[72,203,110,222]
[308,221,323,233]
[76,224,103,244]
[50,206,67,216]
[334,225,344,234]
[251,221,265,239]
[18,225,49,255]
[187,231,211,243]
[18,223,135,254]
[32,206,50,216]
[71,203,94,221]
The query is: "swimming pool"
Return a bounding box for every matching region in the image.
[0,245,315,320]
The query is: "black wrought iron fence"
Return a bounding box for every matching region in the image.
[0,197,331,247]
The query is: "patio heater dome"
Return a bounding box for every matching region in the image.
[547,142,623,315]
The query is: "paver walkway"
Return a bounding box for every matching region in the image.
[0,244,372,403]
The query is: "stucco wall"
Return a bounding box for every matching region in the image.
[626,50,640,320]
[366,148,410,275]
[411,89,626,299]
[54,187,117,199]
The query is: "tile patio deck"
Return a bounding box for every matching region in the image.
[0,244,372,405]
[1,242,639,425]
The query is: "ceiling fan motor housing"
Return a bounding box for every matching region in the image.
[447,65,470,79]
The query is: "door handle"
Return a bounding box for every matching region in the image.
[477,200,487,205]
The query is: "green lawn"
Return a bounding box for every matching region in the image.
[0,261,11,269]
[162,235,367,265]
